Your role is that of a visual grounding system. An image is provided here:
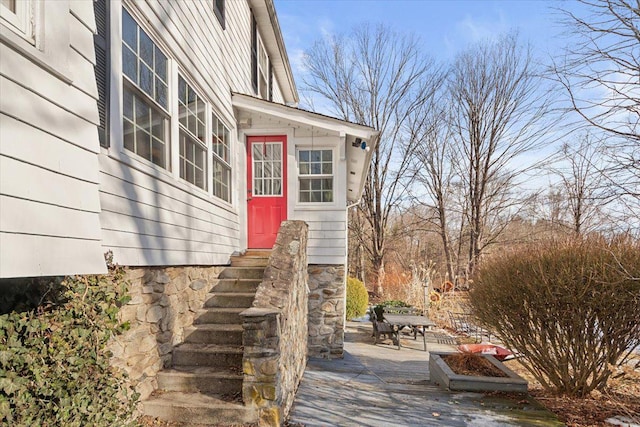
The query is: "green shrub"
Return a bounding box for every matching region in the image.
[0,254,138,426]
[346,277,369,320]
[470,236,640,397]
[380,300,410,307]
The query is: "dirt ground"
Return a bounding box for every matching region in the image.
[510,358,640,427]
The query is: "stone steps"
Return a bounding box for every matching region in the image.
[184,324,243,345]
[212,278,261,292]
[157,366,242,394]
[231,252,269,268]
[142,391,257,426]
[142,260,268,425]
[204,292,256,308]
[172,343,244,367]
[218,266,265,280]
[194,307,245,324]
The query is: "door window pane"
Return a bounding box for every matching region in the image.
[252,142,282,196]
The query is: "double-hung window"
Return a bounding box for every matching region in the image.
[251,14,272,100]
[119,6,234,203]
[257,34,269,99]
[298,149,333,203]
[121,8,170,169]
[212,114,231,202]
[178,76,207,190]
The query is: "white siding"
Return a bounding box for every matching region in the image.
[101,1,301,267]
[99,155,239,266]
[100,0,254,266]
[0,3,106,278]
[292,211,348,265]
[291,135,349,265]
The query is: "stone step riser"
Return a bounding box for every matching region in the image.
[142,401,256,426]
[212,279,260,293]
[194,310,242,325]
[157,373,242,394]
[172,350,242,367]
[184,329,243,345]
[218,267,264,280]
[204,294,255,308]
[243,250,272,257]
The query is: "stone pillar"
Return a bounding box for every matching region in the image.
[307,265,346,359]
[241,309,282,426]
[241,220,309,427]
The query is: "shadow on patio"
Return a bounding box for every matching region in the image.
[287,321,563,427]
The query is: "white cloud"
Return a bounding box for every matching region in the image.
[453,9,509,45]
[317,17,335,41]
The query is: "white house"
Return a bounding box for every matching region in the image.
[1,1,379,422]
[0,0,377,277]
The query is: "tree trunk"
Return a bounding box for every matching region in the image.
[372,256,385,297]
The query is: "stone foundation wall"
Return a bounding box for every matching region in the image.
[307,265,346,359]
[109,266,223,400]
[241,220,309,426]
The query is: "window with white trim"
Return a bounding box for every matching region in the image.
[178,75,207,189]
[251,13,272,100]
[1,0,33,41]
[212,114,231,202]
[257,33,269,99]
[121,8,170,169]
[298,149,333,203]
[119,6,235,203]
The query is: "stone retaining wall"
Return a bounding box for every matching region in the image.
[307,265,345,359]
[109,266,223,400]
[241,220,309,427]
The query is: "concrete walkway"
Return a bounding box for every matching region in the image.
[288,322,563,427]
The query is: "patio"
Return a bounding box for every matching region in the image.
[287,321,563,427]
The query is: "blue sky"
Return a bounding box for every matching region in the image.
[274,0,584,86]
[274,1,592,191]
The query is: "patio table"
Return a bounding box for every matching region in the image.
[383,314,436,351]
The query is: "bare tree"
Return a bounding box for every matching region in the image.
[302,24,443,295]
[555,0,639,232]
[444,32,556,276]
[549,134,608,235]
[555,0,639,142]
[408,100,459,282]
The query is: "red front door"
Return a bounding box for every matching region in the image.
[247,135,287,249]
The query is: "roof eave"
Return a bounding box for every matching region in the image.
[232,92,377,139]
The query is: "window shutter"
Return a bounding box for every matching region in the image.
[251,13,258,94]
[94,0,110,148]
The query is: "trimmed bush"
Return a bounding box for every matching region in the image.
[0,255,138,426]
[346,277,369,320]
[380,300,411,307]
[470,236,640,397]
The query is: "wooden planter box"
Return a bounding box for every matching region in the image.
[429,351,527,393]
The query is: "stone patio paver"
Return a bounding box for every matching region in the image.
[287,322,563,427]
